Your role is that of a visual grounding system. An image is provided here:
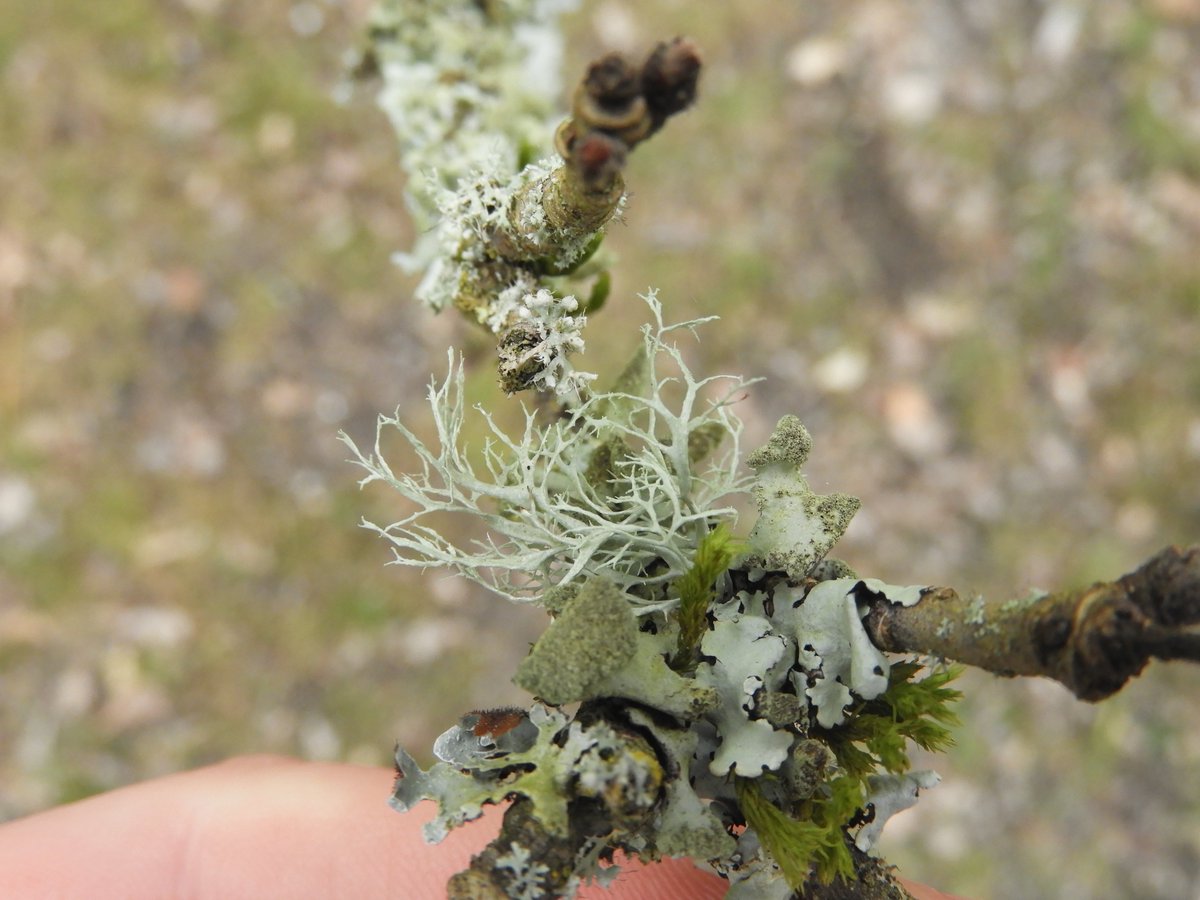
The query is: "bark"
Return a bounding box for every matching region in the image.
[487,38,702,394]
[863,544,1200,701]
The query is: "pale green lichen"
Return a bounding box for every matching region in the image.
[745,414,813,469]
[494,843,553,900]
[539,582,580,616]
[392,704,574,841]
[514,578,639,704]
[1000,588,1049,614]
[966,594,987,626]
[744,416,860,580]
[369,0,621,400]
[585,626,719,719]
[342,292,753,610]
[812,557,859,581]
[392,702,659,846]
[624,708,737,861]
[368,0,575,238]
[854,770,941,852]
[695,607,795,776]
[375,390,957,893]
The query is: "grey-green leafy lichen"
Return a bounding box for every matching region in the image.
[389,564,957,894]
[586,626,719,719]
[378,392,959,896]
[624,707,737,860]
[744,415,861,581]
[695,606,795,775]
[393,703,662,844]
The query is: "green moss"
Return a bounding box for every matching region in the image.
[821,661,963,780]
[726,663,964,887]
[670,522,743,672]
[736,774,858,887]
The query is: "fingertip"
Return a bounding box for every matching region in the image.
[578,854,727,900]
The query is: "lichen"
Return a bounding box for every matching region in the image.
[854,770,941,852]
[624,708,736,861]
[390,704,575,841]
[777,578,924,728]
[494,843,553,900]
[361,13,969,894]
[744,416,860,580]
[966,594,987,626]
[695,606,795,776]
[368,0,625,399]
[582,626,719,719]
[342,292,753,609]
[367,0,575,239]
[513,578,639,705]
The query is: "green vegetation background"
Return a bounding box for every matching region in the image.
[1,1,1198,897]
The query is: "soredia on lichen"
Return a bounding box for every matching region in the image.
[744,415,860,580]
[514,578,639,704]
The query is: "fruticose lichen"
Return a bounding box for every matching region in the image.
[341,292,753,609]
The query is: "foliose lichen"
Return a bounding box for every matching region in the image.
[744,415,862,581]
[513,578,639,705]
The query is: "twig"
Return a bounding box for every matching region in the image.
[863,545,1200,700]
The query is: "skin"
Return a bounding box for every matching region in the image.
[0,756,963,899]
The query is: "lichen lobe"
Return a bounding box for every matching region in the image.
[744,416,860,581]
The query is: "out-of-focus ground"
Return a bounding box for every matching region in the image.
[2,1,1198,897]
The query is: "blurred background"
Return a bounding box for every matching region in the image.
[2,1,1199,896]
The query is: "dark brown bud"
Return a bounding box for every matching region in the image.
[642,37,702,127]
[583,52,641,105]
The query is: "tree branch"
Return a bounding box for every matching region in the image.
[863,545,1200,701]
[462,38,703,395]
[497,37,702,265]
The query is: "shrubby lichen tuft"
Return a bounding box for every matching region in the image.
[341,292,753,610]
